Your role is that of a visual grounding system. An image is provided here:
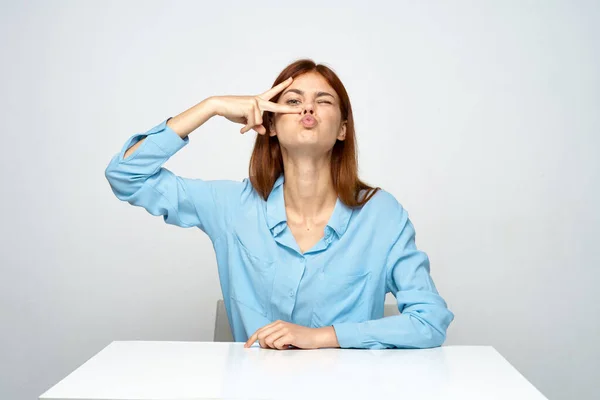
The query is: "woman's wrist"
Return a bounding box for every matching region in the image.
[206,96,223,117]
[316,326,340,348]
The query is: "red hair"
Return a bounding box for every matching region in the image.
[249,59,379,207]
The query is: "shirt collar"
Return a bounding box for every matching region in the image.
[266,174,353,237]
[328,197,353,237]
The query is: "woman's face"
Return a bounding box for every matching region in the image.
[270,71,346,155]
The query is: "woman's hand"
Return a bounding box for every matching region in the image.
[210,77,301,135]
[244,320,340,350]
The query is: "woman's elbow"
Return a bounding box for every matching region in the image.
[409,308,454,348]
[420,327,447,348]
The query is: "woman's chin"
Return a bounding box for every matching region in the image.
[278,130,337,151]
[280,132,317,146]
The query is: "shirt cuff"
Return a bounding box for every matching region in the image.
[118,117,189,162]
[332,322,362,349]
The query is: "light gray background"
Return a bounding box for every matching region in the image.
[1,1,598,399]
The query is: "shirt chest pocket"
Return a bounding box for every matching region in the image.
[311,270,372,327]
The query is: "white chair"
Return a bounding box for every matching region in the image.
[214,299,235,342]
[213,299,401,342]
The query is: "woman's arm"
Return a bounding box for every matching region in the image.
[106,80,300,239]
[332,205,455,349]
[104,97,246,240]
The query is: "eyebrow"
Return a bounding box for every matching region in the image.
[282,88,335,99]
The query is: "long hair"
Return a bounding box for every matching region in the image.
[249,59,379,207]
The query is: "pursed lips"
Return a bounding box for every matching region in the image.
[300,115,317,127]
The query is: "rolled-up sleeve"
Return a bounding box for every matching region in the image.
[333,205,454,349]
[104,117,243,240]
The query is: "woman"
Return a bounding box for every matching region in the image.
[105,59,454,350]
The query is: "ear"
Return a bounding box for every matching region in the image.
[269,117,277,137]
[337,120,347,141]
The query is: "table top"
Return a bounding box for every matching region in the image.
[40,341,547,400]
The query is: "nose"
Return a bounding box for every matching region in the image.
[302,102,314,115]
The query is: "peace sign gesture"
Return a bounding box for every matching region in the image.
[211,77,301,135]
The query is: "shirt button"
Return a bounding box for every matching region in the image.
[289,290,295,297]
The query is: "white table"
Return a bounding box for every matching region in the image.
[40,341,547,400]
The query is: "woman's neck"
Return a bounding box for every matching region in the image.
[282,153,337,227]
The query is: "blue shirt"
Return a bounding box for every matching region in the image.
[105,117,455,349]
